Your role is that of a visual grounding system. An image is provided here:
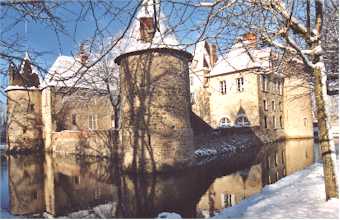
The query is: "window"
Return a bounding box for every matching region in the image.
[111,115,115,128]
[275,152,279,166]
[261,75,269,92]
[235,114,250,127]
[222,193,235,208]
[88,114,97,130]
[272,100,275,111]
[236,77,244,92]
[220,80,227,95]
[280,115,283,129]
[263,99,268,111]
[304,118,308,127]
[219,117,231,128]
[279,79,284,95]
[279,101,282,111]
[190,92,195,104]
[74,176,80,184]
[264,116,268,128]
[275,80,279,93]
[32,191,38,200]
[273,116,276,129]
[72,114,77,125]
[28,104,34,112]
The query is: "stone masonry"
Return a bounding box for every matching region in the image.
[115,48,195,172]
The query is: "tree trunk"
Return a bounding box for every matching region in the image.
[313,65,339,200]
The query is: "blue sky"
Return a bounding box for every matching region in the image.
[0,0,220,104]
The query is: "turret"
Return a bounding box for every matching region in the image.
[115,0,194,172]
[6,52,43,152]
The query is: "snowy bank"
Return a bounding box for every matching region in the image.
[213,161,339,219]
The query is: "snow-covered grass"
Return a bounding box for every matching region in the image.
[213,161,339,219]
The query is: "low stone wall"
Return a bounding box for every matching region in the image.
[50,130,116,157]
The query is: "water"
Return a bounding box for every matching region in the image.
[0,139,317,218]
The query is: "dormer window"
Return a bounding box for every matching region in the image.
[140,17,155,42]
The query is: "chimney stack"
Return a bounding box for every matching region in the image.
[79,43,89,65]
[242,32,257,48]
[209,44,217,66]
[140,17,155,42]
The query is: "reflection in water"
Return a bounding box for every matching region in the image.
[196,139,314,218]
[3,139,314,218]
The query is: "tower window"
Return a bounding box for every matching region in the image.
[89,114,97,130]
[272,100,275,111]
[28,104,34,112]
[190,92,195,104]
[273,116,276,129]
[220,80,227,95]
[280,115,283,129]
[72,114,77,125]
[140,17,155,42]
[236,77,244,92]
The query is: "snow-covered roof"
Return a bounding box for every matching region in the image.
[210,41,271,76]
[116,0,182,56]
[19,52,41,76]
[44,55,115,90]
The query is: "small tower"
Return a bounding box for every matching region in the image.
[6,52,43,152]
[115,0,194,172]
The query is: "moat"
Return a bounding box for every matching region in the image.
[0,139,322,218]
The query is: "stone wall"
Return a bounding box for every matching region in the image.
[6,89,43,151]
[116,49,194,172]
[208,69,261,128]
[51,87,114,131]
[50,130,116,157]
[283,75,314,139]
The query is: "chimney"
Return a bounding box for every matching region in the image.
[242,32,257,48]
[209,44,217,66]
[79,43,89,65]
[140,17,155,42]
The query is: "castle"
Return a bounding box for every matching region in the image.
[5,0,313,172]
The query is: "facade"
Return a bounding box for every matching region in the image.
[190,33,314,141]
[6,52,115,154]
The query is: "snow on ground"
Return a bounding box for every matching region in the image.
[157,212,182,219]
[213,160,339,219]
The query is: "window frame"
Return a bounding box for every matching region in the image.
[220,80,227,95]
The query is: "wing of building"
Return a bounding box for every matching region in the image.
[190,33,314,141]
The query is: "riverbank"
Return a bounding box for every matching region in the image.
[213,159,339,219]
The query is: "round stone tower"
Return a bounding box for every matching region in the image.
[6,53,43,152]
[114,0,194,172]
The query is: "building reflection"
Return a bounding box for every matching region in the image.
[8,154,45,216]
[196,139,314,217]
[7,139,314,218]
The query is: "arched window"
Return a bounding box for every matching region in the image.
[235,114,250,127]
[219,117,231,128]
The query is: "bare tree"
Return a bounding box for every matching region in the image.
[1,0,338,199]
